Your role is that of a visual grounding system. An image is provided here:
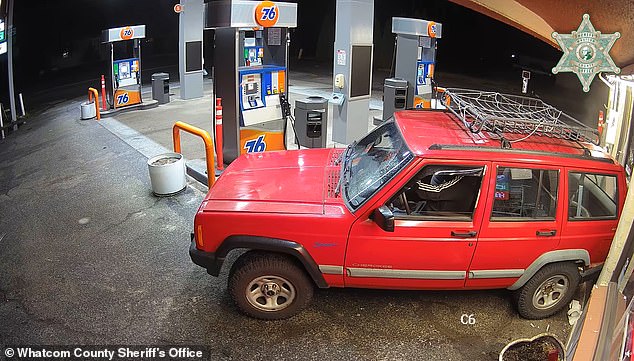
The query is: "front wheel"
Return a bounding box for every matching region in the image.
[228,252,314,320]
[515,262,580,319]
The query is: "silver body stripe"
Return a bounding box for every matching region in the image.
[468,269,525,279]
[347,268,465,280]
[318,265,344,275]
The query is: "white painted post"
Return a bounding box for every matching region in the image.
[18,93,25,117]
[0,104,5,139]
[598,180,634,288]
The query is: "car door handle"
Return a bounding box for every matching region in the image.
[536,230,557,237]
[451,231,477,238]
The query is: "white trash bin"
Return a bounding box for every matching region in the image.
[80,101,96,120]
[147,152,187,196]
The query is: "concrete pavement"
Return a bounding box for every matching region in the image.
[107,71,384,166]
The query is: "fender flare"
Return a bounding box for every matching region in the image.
[507,249,590,290]
[216,235,329,288]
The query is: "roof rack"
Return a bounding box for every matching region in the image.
[441,88,599,147]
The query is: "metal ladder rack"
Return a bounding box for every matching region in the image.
[441,88,599,146]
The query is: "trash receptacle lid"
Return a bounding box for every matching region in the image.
[385,78,408,88]
[152,73,170,80]
[296,96,328,109]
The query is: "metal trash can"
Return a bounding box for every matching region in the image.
[294,96,328,148]
[80,101,96,120]
[382,78,408,121]
[151,73,170,104]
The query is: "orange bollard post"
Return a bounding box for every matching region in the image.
[88,88,101,120]
[172,121,216,187]
[101,75,107,110]
[214,97,224,171]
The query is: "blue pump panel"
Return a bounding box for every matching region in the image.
[238,66,286,107]
[416,60,434,92]
[113,58,140,87]
[238,65,287,126]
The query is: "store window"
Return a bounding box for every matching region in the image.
[568,172,618,220]
[491,167,558,221]
[388,165,485,220]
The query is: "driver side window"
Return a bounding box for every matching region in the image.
[388,165,485,220]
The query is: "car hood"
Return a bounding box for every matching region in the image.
[204,149,340,214]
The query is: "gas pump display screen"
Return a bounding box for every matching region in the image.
[246,82,258,95]
[185,41,203,72]
[350,45,372,98]
[119,62,131,79]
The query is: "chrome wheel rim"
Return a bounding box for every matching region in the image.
[532,275,569,310]
[246,275,296,312]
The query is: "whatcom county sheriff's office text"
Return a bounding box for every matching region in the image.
[2,346,209,360]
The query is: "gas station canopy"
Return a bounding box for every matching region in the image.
[449,0,634,74]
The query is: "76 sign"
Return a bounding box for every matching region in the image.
[119,26,134,40]
[255,1,279,27]
[261,7,276,20]
[244,135,267,153]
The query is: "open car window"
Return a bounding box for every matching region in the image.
[387,165,485,220]
[568,172,618,220]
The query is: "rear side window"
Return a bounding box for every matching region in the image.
[568,172,618,220]
[491,167,559,221]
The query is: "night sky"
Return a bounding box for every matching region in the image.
[0,0,603,122]
[6,1,179,90]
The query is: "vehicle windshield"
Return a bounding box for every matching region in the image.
[342,121,414,211]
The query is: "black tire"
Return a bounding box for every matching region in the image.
[228,251,314,320]
[515,262,580,319]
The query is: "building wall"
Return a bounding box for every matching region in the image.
[605,80,634,177]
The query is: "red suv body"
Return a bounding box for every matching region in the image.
[190,110,627,320]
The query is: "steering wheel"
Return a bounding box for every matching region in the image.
[570,200,590,218]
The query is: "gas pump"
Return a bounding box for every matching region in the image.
[206,0,297,163]
[380,17,442,121]
[102,25,145,110]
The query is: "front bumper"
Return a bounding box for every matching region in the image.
[189,234,223,276]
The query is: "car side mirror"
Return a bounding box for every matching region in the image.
[372,206,395,232]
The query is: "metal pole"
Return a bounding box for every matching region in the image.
[285,31,290,99]
[136,38,142,103]
[7,0,17,130]
[110,43,115,108]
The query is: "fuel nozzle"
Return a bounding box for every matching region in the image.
[279,93,292,118]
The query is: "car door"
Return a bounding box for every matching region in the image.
[560,169,623,264]
[466,162,563,288]
[344,160,491,289]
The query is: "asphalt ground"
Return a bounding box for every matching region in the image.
[0,96,571,360]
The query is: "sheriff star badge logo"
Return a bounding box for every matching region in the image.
[552,14,621,92]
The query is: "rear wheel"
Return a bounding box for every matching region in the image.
[515,262,580,319]
[228,252,313,320]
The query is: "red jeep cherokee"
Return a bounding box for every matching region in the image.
[190,94,627,320]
